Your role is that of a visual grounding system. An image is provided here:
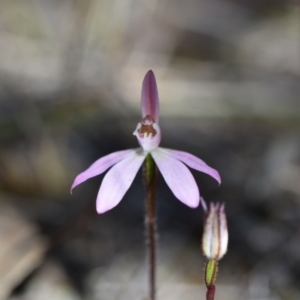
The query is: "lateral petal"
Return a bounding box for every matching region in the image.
[151,148,200,208]
[96,150,146,213]
[71,149,137,192]
[159,148,221,184]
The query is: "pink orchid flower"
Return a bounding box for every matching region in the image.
[71,70,221,213]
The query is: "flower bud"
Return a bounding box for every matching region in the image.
[202,203,228,260]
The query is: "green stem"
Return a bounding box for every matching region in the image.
[205,259,218,300]
[143,154,157,300]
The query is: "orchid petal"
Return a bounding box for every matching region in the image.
[96,149,146,213]
[151,148,200,208]
[71,149,137,192]
[159,148,221,184]
[141,70,159,123]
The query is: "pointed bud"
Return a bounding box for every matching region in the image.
[202,203,228,260]
[141,70,159,123]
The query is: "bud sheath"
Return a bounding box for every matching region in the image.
[205,259,218,288]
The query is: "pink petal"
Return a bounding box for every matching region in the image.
[160,148,221,184]
[141,70,159,123]
[96,150,146,213]
[71,149,137,192]
[151,148,200,208]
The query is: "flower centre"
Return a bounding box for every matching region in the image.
[133,115,161,152]
[137,115,157,138]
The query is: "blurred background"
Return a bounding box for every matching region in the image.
[0,0,299,299]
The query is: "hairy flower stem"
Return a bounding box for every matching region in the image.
[143,154,157,300]
[206,285,216,300]
[205,260,218,300]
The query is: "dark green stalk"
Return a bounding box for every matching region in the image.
[205,259,218,300]
[143,154,157,300]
